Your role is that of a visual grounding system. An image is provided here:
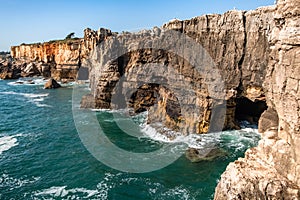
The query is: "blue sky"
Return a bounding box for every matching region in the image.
[0,0,275,51]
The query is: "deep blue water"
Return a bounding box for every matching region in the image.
[0,78,260,199]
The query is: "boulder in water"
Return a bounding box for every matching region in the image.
[185,147,228,162]
[44,78,61,89]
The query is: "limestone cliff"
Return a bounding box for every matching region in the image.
[214,0,300,198]
[5,28,113,81]
[9,39,81,81]
[81,7,274,135]
[79,1,300,198]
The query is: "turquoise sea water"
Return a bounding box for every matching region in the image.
[0,79,260,199]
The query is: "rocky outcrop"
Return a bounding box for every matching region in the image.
[185,147,227,162]
[0,56,43,79]
[77,1,299,197]
[214,0,300,198]
[44,78,61,89]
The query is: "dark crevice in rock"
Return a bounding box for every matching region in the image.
[166,97,181,122]
[235,97,267,125]
[117,55,128,77]
[237,12,247,92]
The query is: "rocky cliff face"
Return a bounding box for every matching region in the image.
[214,0,300,198]
[81,6,274,136]
[10,39,82,81]
[6,28,113,81]
[79,1,299,197]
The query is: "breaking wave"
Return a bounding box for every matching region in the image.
[0,134,22,155]
[0,91,51,107]
[32,173,195,200]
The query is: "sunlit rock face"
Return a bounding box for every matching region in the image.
[215,0,300,199]
[10,40,81,81]
[8,28,113,81]
[81,6,275,136]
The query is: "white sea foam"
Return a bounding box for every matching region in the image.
[94,109,260,152]
[0,135,19,155]
[8,78,47,86]
[32,172,197,199]
[32,173,116,199]
[34,185,107,199]
[34,186,100,198]
[141,120,260,152]
[150,186,194,200]
[0,174,40,189]
[0,91,51,107]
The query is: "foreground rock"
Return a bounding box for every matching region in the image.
[44,78,61,89]
[214,0,300,198]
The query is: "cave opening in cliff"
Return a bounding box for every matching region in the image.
[129,84,182,122]
[235,97,267,125]
[129,83,160,113]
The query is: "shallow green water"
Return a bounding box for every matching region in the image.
[0,79,260,199]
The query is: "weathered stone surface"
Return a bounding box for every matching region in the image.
[258,107,279,133]
[0,56,41,79]
[10,40,81,81]
[44,78,61,89]
[83,6,276,135]
[80,94,97,109]
[215,0,300,198]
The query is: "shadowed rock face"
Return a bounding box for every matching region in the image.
[44,78,61,89]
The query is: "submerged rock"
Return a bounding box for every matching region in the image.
[185,147,228,162]
[44,78,61,89]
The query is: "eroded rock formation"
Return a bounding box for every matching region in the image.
[44,78,61,89]
[214,0,300,198]
[81,6,276,136]
[78,1,299,197]
[9,39,82,81]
